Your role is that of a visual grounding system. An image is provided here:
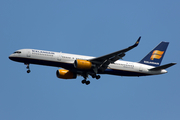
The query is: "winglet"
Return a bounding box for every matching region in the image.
[129,36,141,48]
[134,36,141,46]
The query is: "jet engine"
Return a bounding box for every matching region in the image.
[56,69,77,79]
[74,59,92,69]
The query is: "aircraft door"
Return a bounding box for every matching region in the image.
[139,65,144,72]
[27,50,31,57]
[57,52,62,61]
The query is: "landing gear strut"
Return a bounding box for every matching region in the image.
[25,63,31,73]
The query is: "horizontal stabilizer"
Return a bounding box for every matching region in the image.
[149,63,176,71]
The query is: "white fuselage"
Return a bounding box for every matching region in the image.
[9,49,167,76]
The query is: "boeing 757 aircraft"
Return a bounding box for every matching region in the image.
[9,37,176,85]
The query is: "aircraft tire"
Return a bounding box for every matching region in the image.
[81,80,86,84]
[86,81,90,85]
[96,75,100,80]
[27,70,31,73]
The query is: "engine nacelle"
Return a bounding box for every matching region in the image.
[56,69,77,79]
[74,59,92,69]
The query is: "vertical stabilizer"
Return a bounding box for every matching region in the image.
[139,41,169,67]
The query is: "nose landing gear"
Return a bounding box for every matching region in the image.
[25,63,31,73]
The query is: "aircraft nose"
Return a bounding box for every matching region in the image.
[9,54,14,60]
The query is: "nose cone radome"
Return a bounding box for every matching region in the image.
[9,54,17,61]
[9,54,13,60]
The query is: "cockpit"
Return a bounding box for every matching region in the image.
[9,50,23,61]
[13,51,21,54]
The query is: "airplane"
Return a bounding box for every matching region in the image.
[9,37,176,85]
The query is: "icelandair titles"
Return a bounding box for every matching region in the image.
[32,50,54,56]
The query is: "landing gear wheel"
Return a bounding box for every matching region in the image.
[92,74,96,78]
[86,81,90,85]
[96,75,101,80]
[27,70,31,73]
[81,80,86,84]
[81,80,90,85]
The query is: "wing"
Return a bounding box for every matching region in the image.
[89,36,141,72]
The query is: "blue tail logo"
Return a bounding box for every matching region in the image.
[139,41,169,67]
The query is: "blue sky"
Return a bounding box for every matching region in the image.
[1,0,180,120]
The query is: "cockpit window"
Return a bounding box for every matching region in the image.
[13,51,21,54]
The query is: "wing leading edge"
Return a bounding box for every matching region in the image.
[89,36,141,72]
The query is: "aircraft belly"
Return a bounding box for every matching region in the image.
[10,56,75,69]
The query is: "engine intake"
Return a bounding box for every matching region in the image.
[74,59,92,69]
[56,69,77,79]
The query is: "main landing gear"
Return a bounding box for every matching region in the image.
[81,73,90,85]
[25,63,31,73]
[92,74,101,80]
[81,79,90,85]
[81,74,101,85]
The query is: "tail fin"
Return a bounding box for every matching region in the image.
[139,41,169,67]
